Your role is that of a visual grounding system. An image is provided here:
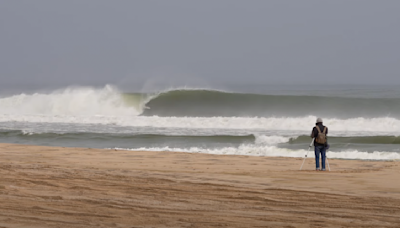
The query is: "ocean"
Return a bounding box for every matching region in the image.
[1,84,400,160]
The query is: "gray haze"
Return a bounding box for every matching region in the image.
[1,0,400,92]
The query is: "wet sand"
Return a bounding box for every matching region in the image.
[0,143,399,227]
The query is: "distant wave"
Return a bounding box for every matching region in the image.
[2,85,400,118]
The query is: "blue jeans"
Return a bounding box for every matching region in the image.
[315,145,326,170]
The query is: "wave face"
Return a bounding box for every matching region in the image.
[139,89,400,118]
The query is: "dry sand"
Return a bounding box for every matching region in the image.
[0,143,399,228]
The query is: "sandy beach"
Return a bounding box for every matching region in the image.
[0,143,399,227]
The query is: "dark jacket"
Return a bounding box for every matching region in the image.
[311,123,328,146]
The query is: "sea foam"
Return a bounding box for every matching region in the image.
[0,85,139,116]
[1,114,400,136]
[114,145,400,160]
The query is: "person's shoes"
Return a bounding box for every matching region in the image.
[316,168,320,171]
[321,169,326,171]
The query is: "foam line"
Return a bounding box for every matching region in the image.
[115,145,400,160]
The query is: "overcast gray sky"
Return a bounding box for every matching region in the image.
[1,0,399,92]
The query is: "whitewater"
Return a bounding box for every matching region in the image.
[1,84,400,160]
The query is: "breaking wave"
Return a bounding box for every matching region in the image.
[2,85,400,118]
[0,85,139,116]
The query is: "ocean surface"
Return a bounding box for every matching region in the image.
[1,84,400,160]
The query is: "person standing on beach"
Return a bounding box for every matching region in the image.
[311,118,328,171]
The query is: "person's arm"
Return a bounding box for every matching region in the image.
[310,127,316,138]
[325,127,328,147]
[325,127,328,139]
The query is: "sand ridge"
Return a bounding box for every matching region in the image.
[0,143,399,227]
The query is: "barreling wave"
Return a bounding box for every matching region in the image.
[137,88,400,118]
[2,85,400,118]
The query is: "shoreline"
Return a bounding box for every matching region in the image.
[1,143,399,227]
